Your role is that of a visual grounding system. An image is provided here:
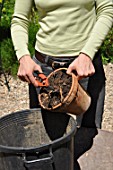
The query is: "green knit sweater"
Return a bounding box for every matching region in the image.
[11,0,113,60]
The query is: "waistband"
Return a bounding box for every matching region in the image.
[35,50,76,69]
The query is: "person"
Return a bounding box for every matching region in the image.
[11,0,113,130]
[11,0,113,169]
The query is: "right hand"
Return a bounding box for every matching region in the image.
[17,55,42,87]
[67,53,95,80]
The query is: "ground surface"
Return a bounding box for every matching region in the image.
[0,63,113,132]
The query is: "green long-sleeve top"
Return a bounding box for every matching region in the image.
[11,0,113,60]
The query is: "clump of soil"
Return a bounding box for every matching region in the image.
[39,69,72,109]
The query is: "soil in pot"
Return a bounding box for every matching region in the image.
[39,69,72,109]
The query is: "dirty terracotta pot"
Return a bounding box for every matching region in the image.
[39,68,91,115]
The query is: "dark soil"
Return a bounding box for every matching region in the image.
[40,69,72,109]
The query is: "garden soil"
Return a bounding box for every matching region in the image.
[0,63,113,132]
[39,69,72,109]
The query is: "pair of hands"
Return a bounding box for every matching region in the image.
[17,53,95,87]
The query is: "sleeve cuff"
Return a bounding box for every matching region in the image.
[16,49,30,60]
[80,48,97,60]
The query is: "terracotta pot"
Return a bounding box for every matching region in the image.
[39,68,91,115]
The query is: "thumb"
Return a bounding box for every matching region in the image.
[66,65,73,75]
[34,64,43,73]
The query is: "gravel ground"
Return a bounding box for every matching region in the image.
[102,63,113,132]
[0,63,113,132]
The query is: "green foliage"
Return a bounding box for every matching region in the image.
[1,0,14,27]
[0,0,17,76]
[101,28,113,64]
[1,38,18,76]
[0,0,40,76]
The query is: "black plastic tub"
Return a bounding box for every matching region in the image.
[0,109,77,170]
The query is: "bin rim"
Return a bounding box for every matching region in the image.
[0,109,77,154]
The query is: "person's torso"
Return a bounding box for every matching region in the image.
[34,0,96,56]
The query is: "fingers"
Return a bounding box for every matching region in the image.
[18,72,39,87]
[67,54,95,79]
[17,63,43,87]
[67,64,95,79]
[17,70,33,83]
[18,75,30,83]
[77,65,95,78]
[18,55,43,86]
[66,66,72,75]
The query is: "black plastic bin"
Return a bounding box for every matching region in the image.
[0,109,77,170]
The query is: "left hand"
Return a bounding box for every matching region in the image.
[17,55,42,86]
[67,53,95,79]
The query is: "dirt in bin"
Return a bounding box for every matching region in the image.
[40,70,72,109]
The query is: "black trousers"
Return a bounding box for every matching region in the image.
[29,51,105,169]
[29,51,105,132]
